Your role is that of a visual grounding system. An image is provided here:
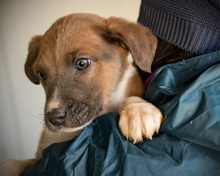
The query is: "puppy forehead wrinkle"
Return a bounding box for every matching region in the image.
[54,17,105,48]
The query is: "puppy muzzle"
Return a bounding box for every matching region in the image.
[45,102,95,131]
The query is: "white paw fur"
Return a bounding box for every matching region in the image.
[119,96,163,143]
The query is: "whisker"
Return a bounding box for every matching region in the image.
[39,119,45,126]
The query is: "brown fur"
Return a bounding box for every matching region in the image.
[1,13,164,176]
[23,13,158,133]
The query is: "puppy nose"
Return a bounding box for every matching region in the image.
[47,108,66,126]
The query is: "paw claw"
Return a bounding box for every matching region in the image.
[119,97,162,143]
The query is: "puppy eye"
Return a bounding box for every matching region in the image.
[37,71,46,80]
[75,58,91,70]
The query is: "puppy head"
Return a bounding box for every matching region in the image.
[25,13,157,132]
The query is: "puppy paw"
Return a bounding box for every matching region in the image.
[119,96,163,143]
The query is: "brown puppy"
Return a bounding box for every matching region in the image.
[0,13,162,175]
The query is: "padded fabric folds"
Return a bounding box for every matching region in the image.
[24,51,220,176]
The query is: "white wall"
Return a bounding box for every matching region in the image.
[0,0,140,162]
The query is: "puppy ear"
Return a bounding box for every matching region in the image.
[106,17,158,73]
[25,35,42,84]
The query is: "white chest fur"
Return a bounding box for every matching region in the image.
[106,53,137,111]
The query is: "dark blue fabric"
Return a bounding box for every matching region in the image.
[138,0,220,55]
[24,51,220,176]
[145,51,220,152]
